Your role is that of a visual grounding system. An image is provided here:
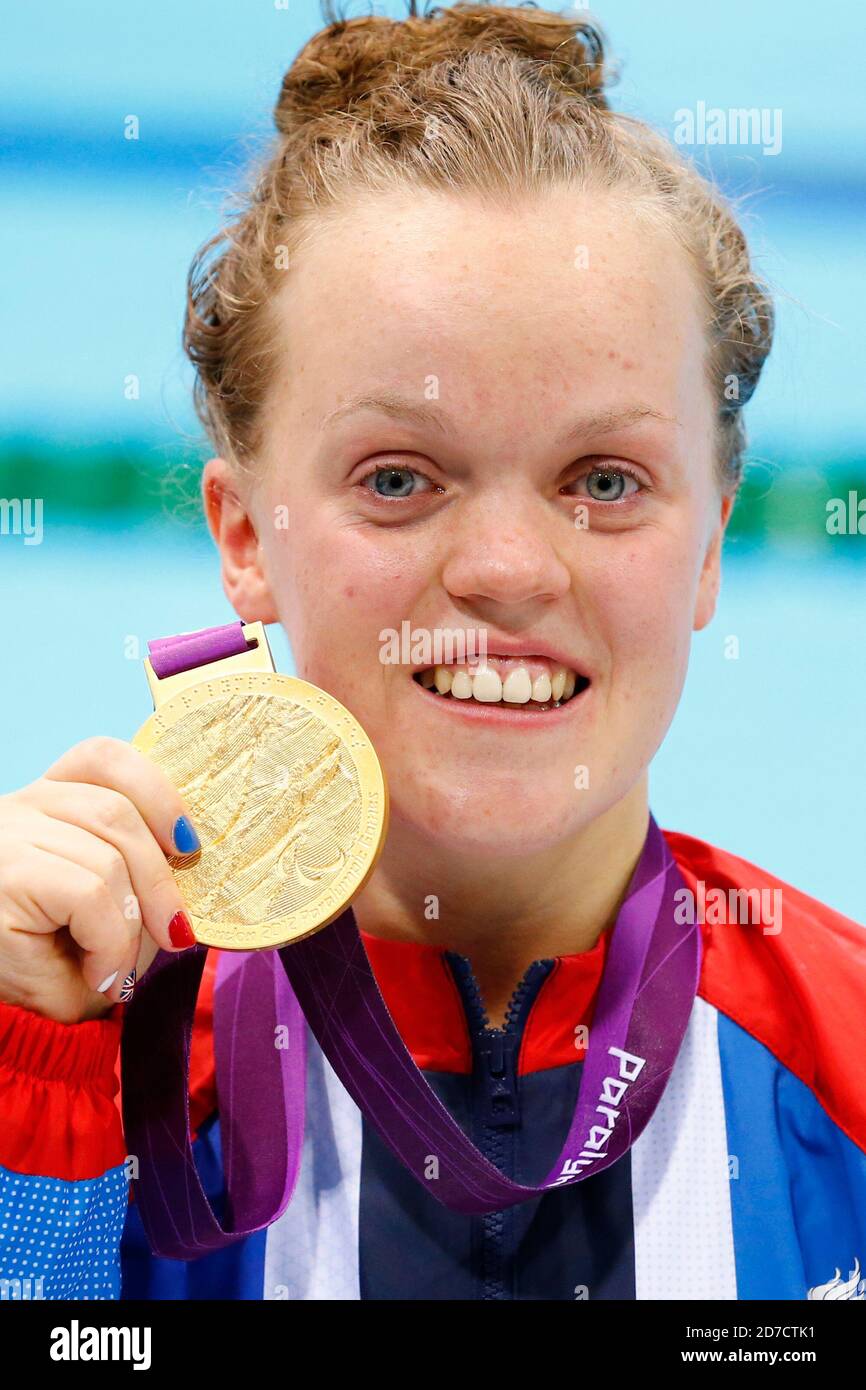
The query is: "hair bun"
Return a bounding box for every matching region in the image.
[276,1,610,134]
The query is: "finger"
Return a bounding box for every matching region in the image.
[100,922,161,1007]
[18,778,197,955]
[22,811,144,1002]
[24,808,140,931]
[41,735,201,860]
[5,846,137,994]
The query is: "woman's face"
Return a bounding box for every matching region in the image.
[207,185,729,858]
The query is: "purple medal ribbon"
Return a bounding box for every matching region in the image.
[120,624,702,1258]
[121,939,307,1256]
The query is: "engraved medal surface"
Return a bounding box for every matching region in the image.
[131,625,387,950]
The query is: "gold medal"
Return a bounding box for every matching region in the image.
[131,622,388,950]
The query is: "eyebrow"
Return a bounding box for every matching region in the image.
[320,392,681,440]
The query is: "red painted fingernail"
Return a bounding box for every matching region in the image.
[168,910,196,948]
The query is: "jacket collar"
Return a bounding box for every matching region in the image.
[359,926,610,1077]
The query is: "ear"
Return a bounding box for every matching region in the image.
[693,492,734,632]
[201,457,279,623]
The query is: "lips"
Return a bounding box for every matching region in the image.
[412,655,590,711]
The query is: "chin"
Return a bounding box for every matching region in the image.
[387,772,607,859]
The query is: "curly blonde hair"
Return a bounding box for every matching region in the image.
[184,0,774,496]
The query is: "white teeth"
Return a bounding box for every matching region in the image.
[531,673,552,704]
[471,667,503,702]
[419,660,584,708]
[502,668,532,704]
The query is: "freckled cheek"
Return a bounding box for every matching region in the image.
[280,533,431,686]
[592,554,696,688]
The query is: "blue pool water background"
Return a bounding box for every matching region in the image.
[1,0,864,922]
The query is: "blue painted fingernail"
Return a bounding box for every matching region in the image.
[172,815,201,854]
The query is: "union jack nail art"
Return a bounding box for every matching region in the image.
[119,970,136,1002]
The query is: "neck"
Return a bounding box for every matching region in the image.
[352,777,650,1028]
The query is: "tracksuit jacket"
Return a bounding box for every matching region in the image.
[1,827,865,1301]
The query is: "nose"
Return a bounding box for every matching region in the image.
[440,488,572,612]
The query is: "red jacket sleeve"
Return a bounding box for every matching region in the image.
[0,999,127,1180]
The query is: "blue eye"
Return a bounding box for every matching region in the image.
[362,466,432,499]
[569,468,640,502]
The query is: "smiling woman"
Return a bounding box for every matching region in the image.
[201,178,725,916]
[1,0,865,1309]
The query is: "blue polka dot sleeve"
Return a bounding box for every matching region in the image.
[0,1163,129,1300]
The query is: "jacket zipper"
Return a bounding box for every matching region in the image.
[445,954,555,1300]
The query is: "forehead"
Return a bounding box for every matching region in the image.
[271,186,709,431]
